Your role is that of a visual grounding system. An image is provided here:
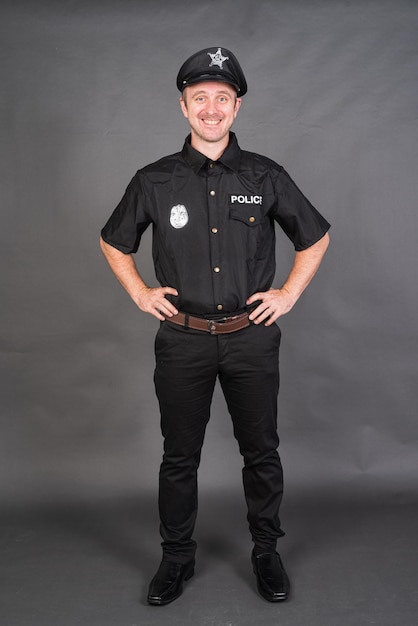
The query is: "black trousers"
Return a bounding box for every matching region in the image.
[153,320,284,563]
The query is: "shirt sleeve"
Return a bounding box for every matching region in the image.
[100,172,151,254]
[273,167,331,251]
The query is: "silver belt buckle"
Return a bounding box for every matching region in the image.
[208,320,218,335]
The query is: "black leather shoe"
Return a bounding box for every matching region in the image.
[147,558,195,605]
[252,551,290,602]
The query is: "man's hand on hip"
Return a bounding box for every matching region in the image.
[247,288,296,326]
[134,285,178,321]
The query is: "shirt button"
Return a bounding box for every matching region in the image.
[211,227,218,234]
[209,190,216,197]
[217,304,223,311]
[209,163,215,169]
[213,266,220,273]
[249,216,256,223]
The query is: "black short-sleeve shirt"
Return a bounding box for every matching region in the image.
[101,133,330,316]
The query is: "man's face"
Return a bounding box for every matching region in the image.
[180,81,242,148]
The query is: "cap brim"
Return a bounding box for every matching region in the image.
[181,73,240,93]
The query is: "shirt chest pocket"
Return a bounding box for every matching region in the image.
[228,205,268,261]
[229,205,265,227]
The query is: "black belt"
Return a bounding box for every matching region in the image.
[164,311,251,335]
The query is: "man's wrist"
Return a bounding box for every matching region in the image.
[280,285,298,306]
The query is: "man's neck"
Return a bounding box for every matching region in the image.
[190,135,229,162]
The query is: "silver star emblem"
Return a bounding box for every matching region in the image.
[207,47,229,70]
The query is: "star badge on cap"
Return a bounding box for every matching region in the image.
[208,48,229,70]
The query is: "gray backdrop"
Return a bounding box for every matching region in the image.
[1,0,417,506]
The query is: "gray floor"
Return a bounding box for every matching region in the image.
[1,490,417,626]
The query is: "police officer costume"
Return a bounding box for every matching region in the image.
[101,47,330,604]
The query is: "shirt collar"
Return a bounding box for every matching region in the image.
[181,132,241,173]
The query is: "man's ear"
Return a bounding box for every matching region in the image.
[234,97,242,118]
[179,94,188,119]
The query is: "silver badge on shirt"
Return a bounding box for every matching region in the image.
[170,204,189,229]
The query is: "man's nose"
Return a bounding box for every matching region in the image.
[205,98,218,113]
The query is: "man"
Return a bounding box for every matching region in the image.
[100,47,330,605]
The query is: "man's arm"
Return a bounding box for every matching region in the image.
[99,237,178,321]
[247,232,330,326]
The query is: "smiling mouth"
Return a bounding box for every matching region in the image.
[202,119,221,125]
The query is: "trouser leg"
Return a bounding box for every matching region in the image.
[154,323,217,562]
[218,323,284,552]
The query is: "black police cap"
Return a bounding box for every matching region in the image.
[177,47,247,96]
